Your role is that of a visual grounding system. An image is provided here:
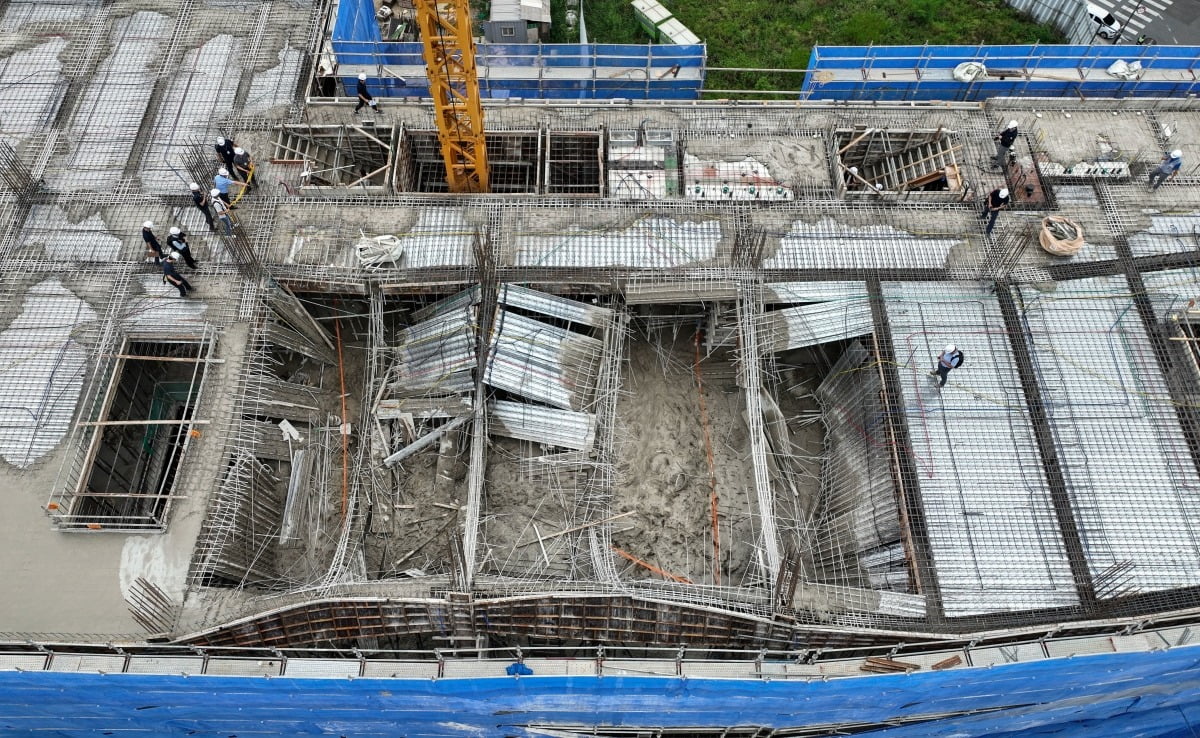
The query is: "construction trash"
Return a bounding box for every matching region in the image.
[1106,60,1143,80]
[1039,215,1085,256]
[953,62,988,83]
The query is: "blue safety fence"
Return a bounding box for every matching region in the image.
[802,44,1200,101]
[329,0,705,101]
[0,647,1198,734]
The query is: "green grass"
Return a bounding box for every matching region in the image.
[552,0,1065,93]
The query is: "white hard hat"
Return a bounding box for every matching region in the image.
[188,182,200,190]
[143,221,153,228]
[1172,149,1183,158]
[999,188,1009,198]
[358,72,367,81]
[944,344,956,354]
[169,251,181,260]
[1007,119,1019,128]
[210,188,221,197]
[216,136,225,145]
[234,147,245,155]
[218,167,229,176]
[169,227,181,235]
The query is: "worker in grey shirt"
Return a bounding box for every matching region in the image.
[211,189,234,236]
[993,120,1018,168]
[1149,149,1183,190]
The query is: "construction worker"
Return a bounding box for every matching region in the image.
[189,182,215,231]
[166,227,197,269]
[232,146,255,190]
[214,136,236,169]
[211,189,234,236]
[980,187,1010,236]
[993,120,1019,168]
[355,72,378,113]
[1149,149,1184,190]
[213,167,245,205]
[929,344,964,388]
[162,253,193,298]
[141,221,164,262]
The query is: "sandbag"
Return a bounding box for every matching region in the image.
[1039,215,1085,256]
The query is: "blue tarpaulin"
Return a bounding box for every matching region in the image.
[1,646,1199,735]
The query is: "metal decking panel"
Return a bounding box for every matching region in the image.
[765,220,959,270]
[884,281,1078,616]
[511,218,721,268]
[1018,276,1200,597]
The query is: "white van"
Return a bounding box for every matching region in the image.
[1087,2,1122,39]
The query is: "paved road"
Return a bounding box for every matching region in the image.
[1088,0,1200,45]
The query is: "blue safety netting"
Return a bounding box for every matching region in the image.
[802,44,1200,101]
[330,36,706,99]
[1,647,1199,735]
[331,0,381,64]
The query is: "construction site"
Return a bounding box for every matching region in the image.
[1,0,1200,733]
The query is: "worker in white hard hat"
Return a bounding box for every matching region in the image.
[141,221,164,262]
[189,182,215,231]
[993,119,1020,169]
[930,344,965,388]
[213,166,245,205]
[354,72,379,113]
[210,188,234,236]
[980,186,1011,236]
[232,146,255,191]
[214,135,236,169]
[1149,148,1185,191]
[161,252,194,298]
[166,226,198,269]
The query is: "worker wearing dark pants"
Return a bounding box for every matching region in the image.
[233,147,255,191]
[214,136,236,170]
[166,227,198,269]
[162,256,193,298]
[189,182,215,231]
[930,344,964,388]
[980,187,1010,236]
[141,221,163,262]
[993,120,1019,168]
[211,189,234,236]
[355,73,378,112]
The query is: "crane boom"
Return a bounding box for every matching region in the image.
[413,0,490,193]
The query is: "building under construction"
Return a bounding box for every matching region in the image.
[2,0,1200,733]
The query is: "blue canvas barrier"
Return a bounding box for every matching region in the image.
[0,647,1198,734]
[803,44,1200,101]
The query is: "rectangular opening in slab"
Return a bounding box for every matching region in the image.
[398,130,540,194]
[836,128,961,196]
[63,340,211,531]
[271,124,393,189]
[546,132,602,196]
[612,321,757,587]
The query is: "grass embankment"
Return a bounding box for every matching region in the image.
[548,0,1065,94]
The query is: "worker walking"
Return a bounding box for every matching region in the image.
[214,136,236,170]
[141,221,164,262]
[993,120,1019,168]
[213,167,246,205]
[189,182,215,231]
[354,72,378,113]
[1149,149,1184,190]
[162,253,193,298]
[211,189,234,236]
[980,187,1010,236]
[929,344,964,388]
[232,146,255,190]
[166,227,198,269]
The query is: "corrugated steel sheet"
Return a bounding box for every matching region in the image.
[489,400,596,451]
[760,299,872,352]
[763,281,868,304]
[499,283,613,328]
[486,309,602,410]
[764,218,959,270]
[885,281,1079,616]
[1018,276,1200,597]
[514,218,721,268]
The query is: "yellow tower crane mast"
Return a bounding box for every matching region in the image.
[413,0,490,193]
